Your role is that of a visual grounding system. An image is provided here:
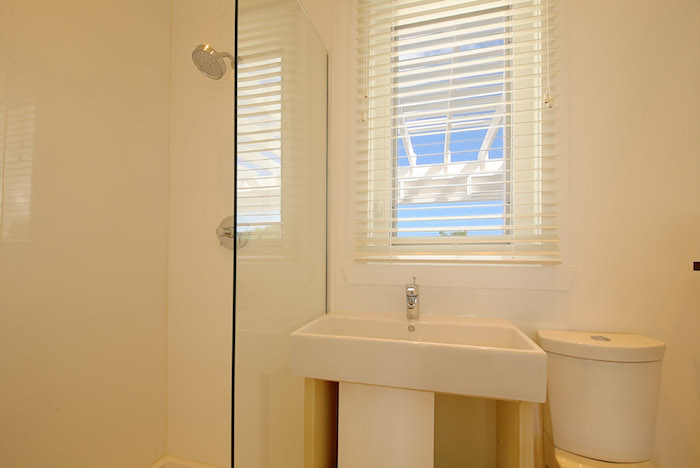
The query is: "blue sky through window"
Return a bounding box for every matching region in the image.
[392,15,509,239]
[396,201,504,237]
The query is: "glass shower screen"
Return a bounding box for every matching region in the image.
[234,0,328,466]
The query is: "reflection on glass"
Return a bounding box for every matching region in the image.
[235,0,327,467]
[1,76,34,241]
[237,52,283,242]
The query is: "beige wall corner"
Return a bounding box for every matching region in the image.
[298,0,334,50]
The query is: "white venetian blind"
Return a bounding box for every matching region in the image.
[355,0,559,264]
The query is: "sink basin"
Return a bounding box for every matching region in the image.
[290,314,546,402]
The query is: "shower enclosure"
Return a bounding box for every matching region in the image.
[0,0,327,466]
[235,0,328,466]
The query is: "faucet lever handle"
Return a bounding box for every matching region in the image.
[405,277,420,319]
[406,277,419,298]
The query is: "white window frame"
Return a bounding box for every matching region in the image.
[355,0,560,265]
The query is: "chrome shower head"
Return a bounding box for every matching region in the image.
[192,44,234,79]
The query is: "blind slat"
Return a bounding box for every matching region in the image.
[364,73,558,102]
[358,213,559,223]
[354,188,559,202]
[362,19,556,54]
[354,257,562,264]
[358,152,557,166]
[359,224,558,234]
[356,238,558,245]
[359,201,556,213]
[358,119,558,140]
[362,0,558,29]
[360,3,554,36]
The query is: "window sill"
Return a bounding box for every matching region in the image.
[341,260,573,291]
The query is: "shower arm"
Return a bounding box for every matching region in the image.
[222,52,236,65]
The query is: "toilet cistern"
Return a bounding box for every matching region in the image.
[406,276,419,320]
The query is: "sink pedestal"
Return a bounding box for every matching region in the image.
[338,382,434,468]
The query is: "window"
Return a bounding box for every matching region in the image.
[356,0,559,264]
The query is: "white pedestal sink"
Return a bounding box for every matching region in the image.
[290,313,547,468]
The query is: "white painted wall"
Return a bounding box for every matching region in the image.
[167,1,234,466]
[299,0,334,50]
[0,0,172,466]
[326,0,700,466]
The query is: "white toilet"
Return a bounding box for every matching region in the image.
[538,330,665,468]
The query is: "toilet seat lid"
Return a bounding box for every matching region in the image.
[538,330,665,362]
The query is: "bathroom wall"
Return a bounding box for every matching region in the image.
[0,0,172,467]
[298,0,333,50]
[166,0,234,466]
[325,0,700,466]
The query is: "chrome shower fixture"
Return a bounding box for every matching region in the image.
[192,44,234,79]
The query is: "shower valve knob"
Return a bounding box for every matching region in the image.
[216,216,235,249]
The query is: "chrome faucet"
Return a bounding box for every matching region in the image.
[406,276,419,320]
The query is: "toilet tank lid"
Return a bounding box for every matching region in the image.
[537,330,666,362]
